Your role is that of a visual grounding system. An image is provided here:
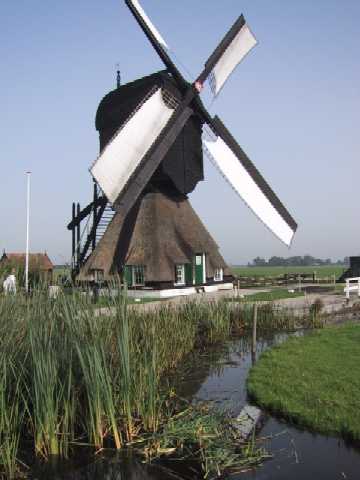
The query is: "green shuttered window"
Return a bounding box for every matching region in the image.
[123,265,145,287]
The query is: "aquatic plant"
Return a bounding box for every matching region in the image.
[141,401,268,479]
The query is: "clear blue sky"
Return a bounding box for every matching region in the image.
[1,0,359,265]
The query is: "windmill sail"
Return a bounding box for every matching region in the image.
[71,2,298,282]
[203,15,257,96]
[114,98,193,217]
[203,117,297,246]
[129,0,169,49]
[90,87,174,205]
[120,3,296,242]
[91,85,195,219]
[125,1,185,87]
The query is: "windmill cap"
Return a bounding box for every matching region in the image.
[95,70,182,131]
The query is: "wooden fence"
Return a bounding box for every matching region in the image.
[234,272,337,288]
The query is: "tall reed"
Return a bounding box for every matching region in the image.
[27,290,75,459]
[0,356,23,479]
[114,300,135,442]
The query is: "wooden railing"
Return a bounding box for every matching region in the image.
[234,272,337,288]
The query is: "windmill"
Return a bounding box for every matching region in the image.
[68,0,297,292]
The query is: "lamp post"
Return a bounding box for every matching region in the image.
[25,172,31,293]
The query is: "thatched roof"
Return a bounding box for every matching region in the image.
[0,252,53,271]
[78,192,230,282]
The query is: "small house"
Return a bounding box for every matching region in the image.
[0,252,54,283]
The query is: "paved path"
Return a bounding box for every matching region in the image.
[97,285,357,317]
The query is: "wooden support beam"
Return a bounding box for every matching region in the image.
[76,203,80,268]
[71,202,75,267]
[79,201,107,266]
[92,181,98,251]
[67,196,107,230]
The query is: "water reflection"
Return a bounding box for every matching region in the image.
[184,333,291,416]
[240,418,360,480]
[31,454,185,480]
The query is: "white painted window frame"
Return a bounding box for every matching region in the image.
[202,253,206,283]
[175,264,185,286]
[214,267,223,282]
[93,269,104,282]
[132,265,145,286]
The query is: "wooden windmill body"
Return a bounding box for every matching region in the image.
[68,1,297,292]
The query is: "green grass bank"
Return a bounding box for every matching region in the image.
[247,323,360,441]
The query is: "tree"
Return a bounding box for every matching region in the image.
[268,256,285,266]
[252,257,267,266]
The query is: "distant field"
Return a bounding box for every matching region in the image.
[231,265,346,279]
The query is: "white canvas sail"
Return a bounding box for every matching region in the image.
[131,0,169,49]
[91,88,173,204]
[203,136,295,246]
[209,23,257,96]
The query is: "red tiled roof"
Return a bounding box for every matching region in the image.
[0,253,53,271]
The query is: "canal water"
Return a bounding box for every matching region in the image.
[32,331,360,479]
[183,333,360,480]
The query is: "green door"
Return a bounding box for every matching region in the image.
[123,265,133,287]
[194,254,204,285]
[185,263,193,285]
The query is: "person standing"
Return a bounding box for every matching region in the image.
[3,270,16,295]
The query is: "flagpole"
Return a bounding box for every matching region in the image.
[25,171,31,293]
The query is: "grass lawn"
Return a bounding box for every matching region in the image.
[247,323,360,440]
[231,265,346,278]
[229,289,304,302]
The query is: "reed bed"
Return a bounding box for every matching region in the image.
[230,301,325,333]
[0,288,311,479]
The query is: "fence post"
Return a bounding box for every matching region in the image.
[346,279,350,300]
[358,278,360,297]
[252,304,258,363]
